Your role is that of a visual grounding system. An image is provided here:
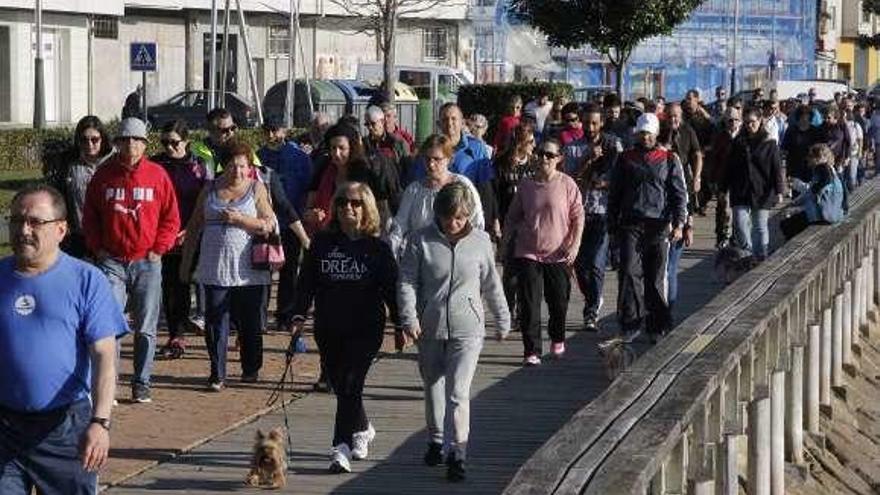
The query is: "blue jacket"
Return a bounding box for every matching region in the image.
[408,133,493,185]
[798,166,847,224]
[258,142,312,220]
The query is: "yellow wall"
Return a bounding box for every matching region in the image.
[838,39,880,88]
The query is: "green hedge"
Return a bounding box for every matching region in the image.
[0,127,276,173]
[457,82,574,136]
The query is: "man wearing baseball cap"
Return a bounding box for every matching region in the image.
[607,113,688,343]
[83,117,180,403]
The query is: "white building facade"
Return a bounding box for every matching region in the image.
[0,0,474,126]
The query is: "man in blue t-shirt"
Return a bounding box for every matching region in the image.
[258,115,314,331]
[0,185,128,494]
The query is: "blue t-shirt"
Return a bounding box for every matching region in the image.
[0,253,129,412]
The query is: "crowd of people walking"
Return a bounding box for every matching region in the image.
[1,83,863,492]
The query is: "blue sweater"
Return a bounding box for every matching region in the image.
[258,142,312,220]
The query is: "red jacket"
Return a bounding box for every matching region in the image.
[83,155,180,261]
[493,115,521,152]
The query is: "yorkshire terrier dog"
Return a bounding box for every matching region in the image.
[597,335,637,380]
[245,428,287,489]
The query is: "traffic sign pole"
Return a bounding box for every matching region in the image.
[130,42,158,125]
[142,71,148,124]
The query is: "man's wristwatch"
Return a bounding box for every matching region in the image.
[90,416,111,431]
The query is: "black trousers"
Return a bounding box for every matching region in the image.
[617,220,672,336]
[161,253,191,339]
[274,229,303,328]
[517,259,570,357]
[318,331,381,448]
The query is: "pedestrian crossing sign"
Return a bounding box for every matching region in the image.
[130,42,158,72]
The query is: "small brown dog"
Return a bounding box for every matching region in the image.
[245,427,287,489]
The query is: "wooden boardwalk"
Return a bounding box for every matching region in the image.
[106,212,730,494]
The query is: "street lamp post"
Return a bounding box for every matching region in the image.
[209,0,218,110]
[729,0,740,95]
[33,0,45,129]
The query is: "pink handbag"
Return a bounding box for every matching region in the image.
[252,231,285,271]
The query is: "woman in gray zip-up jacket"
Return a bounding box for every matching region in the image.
[398,182,510,482]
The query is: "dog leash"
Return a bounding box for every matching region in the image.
[266,331,302,472]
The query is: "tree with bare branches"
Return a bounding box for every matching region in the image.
[327,0,449,102]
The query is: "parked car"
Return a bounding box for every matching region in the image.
[146,91,257,129]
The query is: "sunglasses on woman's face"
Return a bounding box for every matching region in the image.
[335,197,364,209]
[161,139,182,148]
[538,150,560,160]
[80,136,101,145]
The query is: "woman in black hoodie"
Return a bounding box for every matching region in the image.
[725,107,785,260]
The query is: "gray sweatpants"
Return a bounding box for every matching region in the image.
[417,337,483,460]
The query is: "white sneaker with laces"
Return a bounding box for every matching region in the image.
[329,444,352,473]
[351,423,376,460]
[524,354,542,366]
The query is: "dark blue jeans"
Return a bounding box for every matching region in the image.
[574,214,609,322]
[0,399,96,494]
[204,285,265,382]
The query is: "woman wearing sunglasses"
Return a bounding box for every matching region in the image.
[504,138,584,366]
[150,119,209,360]
[290,182,399,474]
[389,134,484,258]
[44,116,115,259]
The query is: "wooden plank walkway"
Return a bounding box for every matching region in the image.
[105,211,729,494]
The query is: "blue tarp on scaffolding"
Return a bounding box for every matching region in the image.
[502,0,818,101]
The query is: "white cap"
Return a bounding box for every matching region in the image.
[634,113,660,136]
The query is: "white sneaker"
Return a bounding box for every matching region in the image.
[329,444,352,473]
[351,423,376,460]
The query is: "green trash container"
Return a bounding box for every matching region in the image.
[416,99,435,144]
[392,82,420,144]
[262,79,347,128]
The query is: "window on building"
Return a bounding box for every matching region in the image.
[475,26,495,61]
[829,5,837,30]
[423,27,448,62]
[92,16,118,39]
[268,25,291,58]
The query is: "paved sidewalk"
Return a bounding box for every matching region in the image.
[106,212,729,494]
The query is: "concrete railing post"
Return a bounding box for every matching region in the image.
[862,256,870,329]
[770,370,785,495]
[820,308,832,406]
[721,433,739,495]
[805,324,821,433]
[748,390,771,495]
[853,266,862,349]
[786,345,804,464]
[843,280,853,367]
[875,246,880,307]
[832,293,844,387]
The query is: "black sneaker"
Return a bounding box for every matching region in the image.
[132,384,152,403]
[446,454,465,482]
[241,372,259,383]
[423,442,443,466]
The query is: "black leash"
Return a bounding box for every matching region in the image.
[266,331,302,471]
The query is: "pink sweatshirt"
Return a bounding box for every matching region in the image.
[507,173,584,263]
